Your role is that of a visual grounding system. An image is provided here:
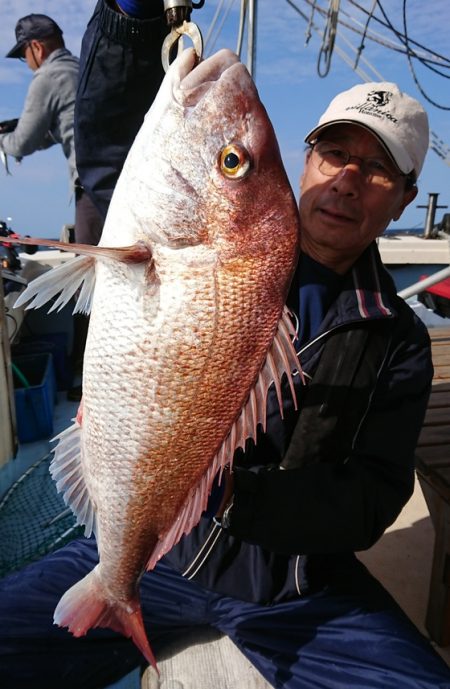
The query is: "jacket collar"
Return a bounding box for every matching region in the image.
[318,242,398,334]
[38,48,72,71]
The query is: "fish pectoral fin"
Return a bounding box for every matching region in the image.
[13,239,152,315]
[145,306,302,570]
[50,420,97,538]
[14,255,96,315]
[5,236,152,264]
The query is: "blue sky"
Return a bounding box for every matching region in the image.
[0,0,449,238]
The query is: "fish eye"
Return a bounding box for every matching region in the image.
[219,143,251,179]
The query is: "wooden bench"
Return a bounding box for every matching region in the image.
[416,327,450,646]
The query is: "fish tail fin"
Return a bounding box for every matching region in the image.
[54,567,157,671]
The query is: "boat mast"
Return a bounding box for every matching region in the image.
[247,0,258,77]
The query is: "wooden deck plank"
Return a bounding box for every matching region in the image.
[427,392,450,410]
[429,382,450,392]
[416,445,450,470]
[419,428,450,446]
[423,407,450,425]
[433,368,450,382]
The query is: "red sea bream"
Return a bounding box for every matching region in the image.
[15,48,301,667]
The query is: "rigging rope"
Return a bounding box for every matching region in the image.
[204,0,237,55]
[203,0,226,51]
[317,0,340,77]
[299,0,450,67]
[353,0,376,70]
[305,0,318,45]
[374,0,450,110]
[401,0,450,110]
[284,0,450,165]
[286,0,383,81]
[350,0,450,66]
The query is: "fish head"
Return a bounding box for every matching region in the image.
[105,48,299,291]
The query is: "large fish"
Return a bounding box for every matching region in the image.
[15,48,300,667]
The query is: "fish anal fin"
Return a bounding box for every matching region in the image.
[146,306,302,569]
[50,420,96,538]
[54,568,158,671]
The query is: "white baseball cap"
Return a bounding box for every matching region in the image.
[304,82,429,178]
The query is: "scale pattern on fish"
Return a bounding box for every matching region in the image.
[15,48,301,667]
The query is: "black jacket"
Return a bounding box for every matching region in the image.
[163,244,433,603]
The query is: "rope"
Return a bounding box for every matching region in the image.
[401,0,450,111]
[353,0,376,70]
[317,0,340,77]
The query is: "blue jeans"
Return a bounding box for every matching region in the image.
[0,538,449,689]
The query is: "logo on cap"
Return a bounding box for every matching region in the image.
[345,90,398,124]
[366,90,392,107]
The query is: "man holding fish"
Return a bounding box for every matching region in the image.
[1,2,450,689]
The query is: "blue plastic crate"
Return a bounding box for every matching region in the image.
[12,332,72,391]
[12,353,57,443]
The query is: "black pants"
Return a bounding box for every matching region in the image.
[1,537,450,689]
[74,187,104,246]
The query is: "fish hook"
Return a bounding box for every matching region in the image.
[161,1,204,72]
[161,21,204,72]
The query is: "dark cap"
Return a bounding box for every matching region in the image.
[6,14,63,59]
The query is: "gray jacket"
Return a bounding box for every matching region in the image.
[0,48,79,187]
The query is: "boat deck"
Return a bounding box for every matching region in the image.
[378,234,450,265]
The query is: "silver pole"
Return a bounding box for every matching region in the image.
[247,0,257,77]
[417,192,448,238]
[236,0,247,59]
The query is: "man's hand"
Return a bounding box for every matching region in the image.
[0,119,19,134]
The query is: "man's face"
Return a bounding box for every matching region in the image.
[298,123,417,272]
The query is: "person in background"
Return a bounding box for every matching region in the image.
[0,14,105,400]
[1,4,450,689]
[0,13,104,247]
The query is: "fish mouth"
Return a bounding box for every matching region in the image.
[174,48,242,108]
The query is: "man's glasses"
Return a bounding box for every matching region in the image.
[19,44,29,62]
[309,140,410,189]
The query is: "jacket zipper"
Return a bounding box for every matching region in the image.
[182,521,224,579]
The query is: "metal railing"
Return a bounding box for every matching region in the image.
[399,265,450,300]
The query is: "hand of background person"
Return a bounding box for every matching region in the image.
[0,118,19,134]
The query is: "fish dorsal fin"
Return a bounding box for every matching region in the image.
[14,255,96,315]
[146,306,301,569]
[50,420,97,538]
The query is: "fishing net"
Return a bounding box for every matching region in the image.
[0,452,83,578]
